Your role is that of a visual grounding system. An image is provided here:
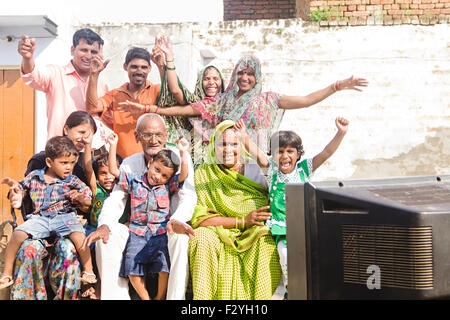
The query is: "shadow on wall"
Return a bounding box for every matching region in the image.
[350,127,450,179]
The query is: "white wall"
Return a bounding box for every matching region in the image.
[1,4,449,181]
[93,20,450,181]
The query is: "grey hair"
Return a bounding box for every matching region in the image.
[135,113,167,132]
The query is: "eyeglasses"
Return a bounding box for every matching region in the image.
[139,132,165,141]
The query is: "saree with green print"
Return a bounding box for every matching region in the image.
[156,66,225,166]
[188,120,281,300]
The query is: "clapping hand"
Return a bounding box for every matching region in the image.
[150,46,165,69]
[156,35,174,62]
[90,54,110,75]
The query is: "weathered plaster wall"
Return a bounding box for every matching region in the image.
[87,19,450,182]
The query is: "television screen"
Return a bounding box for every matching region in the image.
[285,175,450,299]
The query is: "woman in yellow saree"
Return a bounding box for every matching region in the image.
[189,120,281,300]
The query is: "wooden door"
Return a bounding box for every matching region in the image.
[0,68,35,225]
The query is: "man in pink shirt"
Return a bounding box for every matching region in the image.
[19,28,112,150]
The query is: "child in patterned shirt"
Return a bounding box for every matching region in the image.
[107,133,189,300]
[0,136,96,289]
[235,117,349,297]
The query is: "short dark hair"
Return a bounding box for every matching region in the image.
[73,28,104,47]
[45,136,79,160]
[92,152,123,176]
[125,47,151,65]
[64,111,97,135]
[153,149,179,173]
[270,131,305,160]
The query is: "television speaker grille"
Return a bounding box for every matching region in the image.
[341,224,433,290]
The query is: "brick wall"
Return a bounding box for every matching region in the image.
[223,0,450,25]
[309,0,450,26]
[224,0,297,20]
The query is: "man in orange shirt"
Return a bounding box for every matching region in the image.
[19,28,112,150]
[86,47,164,159]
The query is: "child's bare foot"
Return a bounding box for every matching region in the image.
[80,271,97,284]
[0,274,14,289]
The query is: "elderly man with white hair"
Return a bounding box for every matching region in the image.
[83,113,196,300]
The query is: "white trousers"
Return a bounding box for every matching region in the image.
[95,223,190,300]
[277,241,288,288]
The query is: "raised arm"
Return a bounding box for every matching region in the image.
[279,75,368,110]
[156,35,187,105]
[107,133,120,179]
[234,119,269,168]
[312,117,349,171]
[86,55,110,114]
[18,35,36,74]
[150,42,166,83]
[175,138,190,183]
[117,100,201,117]
[82,131,97,195]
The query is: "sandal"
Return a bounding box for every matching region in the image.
[0,274,14,289]
[80,271,97,284]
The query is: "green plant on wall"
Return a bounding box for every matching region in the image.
[308,6,334,21]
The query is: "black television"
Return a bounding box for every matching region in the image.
[285,175,450,299]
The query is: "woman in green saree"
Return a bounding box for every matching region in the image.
[189,120,282,300]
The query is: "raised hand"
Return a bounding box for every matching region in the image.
[337,75,368,92]
[107,132,119,146]
[90,54,110,75]
[150,46,165,69]
[156,35,174,61]
[17,35,35,59]
[335,117,349,134]
[233,119,249,141]
[176,137,190,154]
[1,177,23,208]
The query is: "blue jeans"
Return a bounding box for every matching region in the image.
[16,213,85,239]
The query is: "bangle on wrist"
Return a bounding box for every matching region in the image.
[333,80,340,92]
[235,217,238,229]
[241,217,245,230]
[145,105,150,113]
[165,59,174,63]
[165,65,176,71]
